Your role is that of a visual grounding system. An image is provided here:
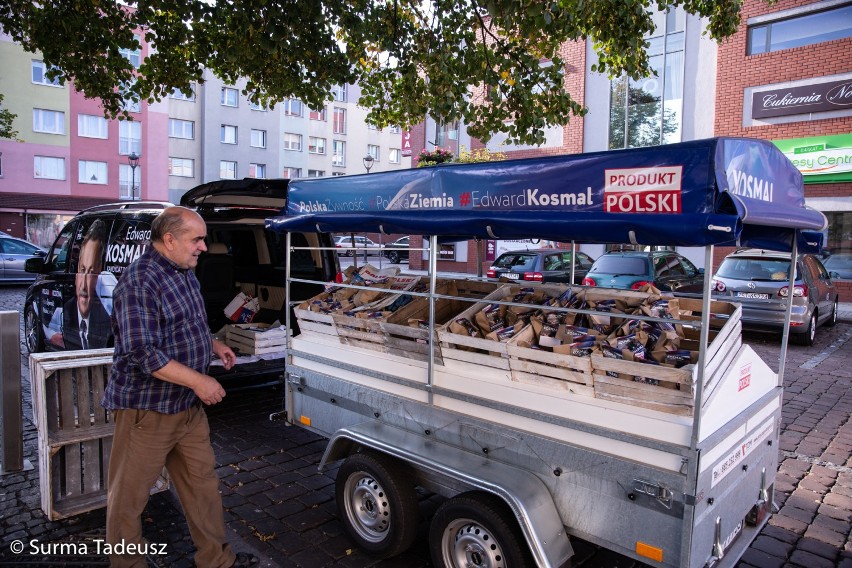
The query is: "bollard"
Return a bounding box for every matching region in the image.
[0,311,30,474]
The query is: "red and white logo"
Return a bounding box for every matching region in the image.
[738,363,752,392]
[604,166,683,213]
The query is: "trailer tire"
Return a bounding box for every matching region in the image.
[429,491,533,568]
[335,451,419,557]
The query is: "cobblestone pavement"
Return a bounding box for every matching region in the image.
[1,283,852,567]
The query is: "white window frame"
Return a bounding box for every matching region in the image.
[367,144,380,161]
[168,118,194,140]
[309,107,327,121]
[389,148,401,164]
[119,164,142,199]
[332,140,346,167]
[119,120,142,155]
[31,60,61,87]
[220,160,237,179]
[283,133,302,151]
[250,129,267,148]
[333,107,347,134]
[220,124,238,144]
[170,84,196,101]
[78,114,108,139]
[282,167,301,178]
[221,87,239,107]
[249,163,267,179]
[119,35,142,68]
[33,156,65,180]
[79,160,108,184]
[283,99,303,116]
[307,169,325,177]
[33,109,65,135]
[332,84,348,102]
[169,157,195,177]
[308,137,326,154]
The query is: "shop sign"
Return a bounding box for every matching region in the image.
[439,243,456,261]
[752,78,852,119]
[401,130,412,157]
[772,134,852,184]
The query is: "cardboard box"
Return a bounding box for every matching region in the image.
[225,323,288,355]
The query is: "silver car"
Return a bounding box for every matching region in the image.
[712,248,839,345]
[0,235,46,283]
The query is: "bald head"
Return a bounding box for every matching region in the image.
[151,206,208,269]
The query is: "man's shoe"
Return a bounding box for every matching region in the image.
[231,552,260,568]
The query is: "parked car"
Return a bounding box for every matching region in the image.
[334,234,380,257]
[382,236,410,263]
[712,248,838,345]
[824,253,852,280]
[582,250,705,292]
[487,249,595,284]
[23,179,339,388]
[0,235,46,283]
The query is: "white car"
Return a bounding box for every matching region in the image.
[333,235,380,257]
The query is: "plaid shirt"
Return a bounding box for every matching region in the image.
[102,248,212,413]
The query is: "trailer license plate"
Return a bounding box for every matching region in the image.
[735,292,770,299]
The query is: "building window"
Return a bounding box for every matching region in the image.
[220,124,237,144]
[609,7,685,149]
[119,120,142,155]
[332,84,347,102]
[33,156,65,180]
[283,133,302,151]
[283,99,303,116]
[170,84,196,101]
[168,118,194,139]
[119,35,142,68]
[169,157,194,177]
[389,148,401,164]
[121,95,141,113]
[220,160,237,179]
[119,164,142,199]
[248,101,267,111]
[367,123,379,131]
[221,87,239,107]
[367,144,380,161]
[31,60,61,87]
[389,125,401,134]
[78,114,108,139]
[33,109,65,134]
[310,107,327,121]
[333,107,347,134]
[332,140,346,167]
[307,169,325,177]
[435,121,459,146]
[79,160,108,184]
[250,129,267,148]
[282,167,301,178]
[249,163,266,178]
[748,3,852,55]
[332,172,346,176]
[308,137,326,154]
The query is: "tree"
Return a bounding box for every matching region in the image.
[0,0,749,146]
[0,94,18,140]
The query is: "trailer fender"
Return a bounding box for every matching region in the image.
[320,420,574,568]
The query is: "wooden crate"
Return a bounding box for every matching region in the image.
[29,350,169,520]
[226,323,289,355]
[506,326,595,397]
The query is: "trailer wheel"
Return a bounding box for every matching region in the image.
[335,451,419,557]
[429,491,533,568]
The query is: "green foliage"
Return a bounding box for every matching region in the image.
[0,0,751,146]
[455,145,506,164]
[417,148,454,167]
[0,94,18,140]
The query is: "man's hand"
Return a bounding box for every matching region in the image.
[194,374,226,406]
[212,339,236,370]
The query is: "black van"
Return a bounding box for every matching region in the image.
[23,178,339,389]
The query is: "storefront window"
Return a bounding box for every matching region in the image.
[26,213,74,250]
[825,211,852,280]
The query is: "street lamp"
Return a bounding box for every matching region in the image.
[128,152,140,200]
[362,154,374,174]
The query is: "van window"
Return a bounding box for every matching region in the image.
[46,222,76,273]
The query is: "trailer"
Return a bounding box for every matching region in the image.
[267,137,827,568]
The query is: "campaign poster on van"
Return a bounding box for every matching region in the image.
[105,219,151,275]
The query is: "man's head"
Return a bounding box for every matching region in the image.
[76,219,107,318]
[151,206,207,269]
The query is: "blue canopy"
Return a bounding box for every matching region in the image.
[267,137,827,252]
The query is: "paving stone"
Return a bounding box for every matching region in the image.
[789,549,836,568]
[798,536,841,561]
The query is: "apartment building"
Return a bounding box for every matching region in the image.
[0,36,411,247]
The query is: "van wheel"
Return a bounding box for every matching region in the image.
[794,313,816,346]
[336,451,419,557]
[429,491,533,568]
[24,306,45,353]
[826,299,838,327]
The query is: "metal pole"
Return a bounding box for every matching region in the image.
[1,311,29,474]
[778,237,798,385]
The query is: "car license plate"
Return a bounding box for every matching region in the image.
[735,292,770,299]
[502,272,520,280]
